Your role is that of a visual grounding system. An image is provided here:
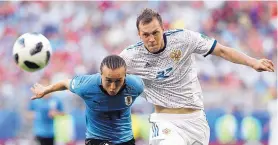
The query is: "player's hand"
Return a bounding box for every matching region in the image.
[31,83,47,100]
[252,59,275,72]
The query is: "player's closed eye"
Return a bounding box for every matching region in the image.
[106,80,113,83]
[106,80,121,84]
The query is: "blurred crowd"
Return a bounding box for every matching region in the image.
[0,1,276,145]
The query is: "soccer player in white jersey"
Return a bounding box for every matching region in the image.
[119,8,275,145]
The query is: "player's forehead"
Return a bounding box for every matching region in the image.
[103,74,125,80]
[102,65,126,71]
[139,18,162,33]
[104,74,125,81]
[140,28,160,34]
[102,66,126,77]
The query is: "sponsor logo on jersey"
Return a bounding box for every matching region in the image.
[170,49,182,62]
[125,96,133,106]
[144,62,151,68]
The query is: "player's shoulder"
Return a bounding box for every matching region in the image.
[125,74,144,93]
[164,29,185,36]
[71,73,101,89]
[125,74,143,86]
[73,73,100,82]
[164,29,198,39]
[120,41,144,58]
[125,41,144,50]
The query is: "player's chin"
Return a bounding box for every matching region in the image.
[108,91,117,96]
[148,47,160,53]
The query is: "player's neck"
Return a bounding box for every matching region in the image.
[150,33,167,54]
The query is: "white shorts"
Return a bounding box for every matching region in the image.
[149,110,210,145]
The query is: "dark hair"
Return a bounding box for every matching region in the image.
[136,8,163,31]
[100,55,126,73]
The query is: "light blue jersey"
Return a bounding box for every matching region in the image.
[28,96,64,138]
[69,73,144,144]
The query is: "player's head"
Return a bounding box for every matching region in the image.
[136,8,164,53]
[100,55,126,96]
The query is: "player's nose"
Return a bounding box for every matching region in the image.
[148,35,155,42]
[110,83,116,90]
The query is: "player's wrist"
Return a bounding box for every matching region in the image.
[248,58,258,69]
[43,85,52,96]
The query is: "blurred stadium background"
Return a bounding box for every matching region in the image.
[0,1,277,145]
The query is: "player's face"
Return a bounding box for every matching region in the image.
[138,18,164,53]
[101,66,126,96]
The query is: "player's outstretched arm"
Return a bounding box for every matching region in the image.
[31,79,71,100]
[212,43,275,72]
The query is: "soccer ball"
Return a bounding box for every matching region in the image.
[13,33,52,72]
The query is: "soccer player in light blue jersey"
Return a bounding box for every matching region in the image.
[28,77,64,145]
[30,55,144,145]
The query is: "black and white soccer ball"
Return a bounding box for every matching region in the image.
[13,33,52,72]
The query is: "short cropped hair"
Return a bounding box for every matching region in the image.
[136,8,163,31]
[100,55,126,73]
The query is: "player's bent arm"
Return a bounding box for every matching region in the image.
[212,43,274,72]
[31,79,71,100]
[44,79,71,95]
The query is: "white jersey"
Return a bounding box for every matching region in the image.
[120,29,217,109]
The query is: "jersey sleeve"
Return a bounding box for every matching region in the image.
[69,75,90,99]
[119,47,139,74]
[186,30,217,57]
[135,76,144,95]
[119,49,128,64]
[128,75,144,96]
